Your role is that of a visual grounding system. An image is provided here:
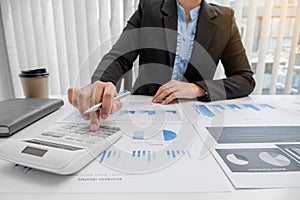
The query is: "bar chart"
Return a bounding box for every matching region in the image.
[193,103,277,118]
[99,149,192,164]
[115,108,182,122]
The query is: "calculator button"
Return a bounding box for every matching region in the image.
[41,132,51,136]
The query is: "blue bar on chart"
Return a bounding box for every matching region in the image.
[120,110,135,115]
[226,104,242,110]
[137,150,141,157]
[99,150,107,163]
[131,150,155,162]
[259,104,275,109]
[171,150,176,158]
[107,151,112,158]
[133,131,144,140]
[166,150,192,159]
[209,104,225,110]
[147,151,151,162]
[99,150,119,163]
[193,105,215,117]
[164,110,177,114]
[141,110,156,115]
[242,104,261,111]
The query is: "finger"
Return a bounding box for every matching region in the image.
[101,83,116,119]
[152,86,164,101]
[90,110,100,131]
[153,85,173,103]
[153,80,177,102]
[90,81,104,108]
[89,81,105,131]
[67,88,79,108]
[77,85,93,120]
[162,92,178,105]
[111,100,122,113]
[153,85,170,102]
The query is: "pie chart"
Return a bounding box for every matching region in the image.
[226,153,249,165]
[162,130,177,141]
[259,151,290,167]
[154,130,177,141]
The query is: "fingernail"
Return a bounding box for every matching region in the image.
[111,103,117,112]
[101,113,107,119]
[91,123,98,131]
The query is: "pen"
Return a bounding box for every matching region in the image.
[84,90,130,114]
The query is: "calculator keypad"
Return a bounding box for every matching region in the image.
[41,123,121,144]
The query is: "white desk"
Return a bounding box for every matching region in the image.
[1,95,300,200]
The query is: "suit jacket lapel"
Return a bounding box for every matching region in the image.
[162,0,177,68]
[186,1,218,81]
[194,0,217,51]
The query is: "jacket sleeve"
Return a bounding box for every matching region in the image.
[196,9,255,101]
[91,1,144,85]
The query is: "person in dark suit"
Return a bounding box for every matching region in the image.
[68,0,255,131]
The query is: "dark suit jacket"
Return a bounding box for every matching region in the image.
[92,0,255,101]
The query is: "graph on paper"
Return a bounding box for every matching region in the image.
[95,123,197,173]
[193,103,277,118]
[99,149,192,164]
[188,101,300,125]
[114,108,182,122]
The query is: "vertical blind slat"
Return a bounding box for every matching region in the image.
[123,0,133,26]
[0,0,23,96]
[284,0,300,94]
[234,0,244,27]
[30,0,47,67]
[110,0,123,45]
[221,0,230,7]
[270,0,288,94]
[254,0,273,94]
[0,5,14,100]
[10,0,28,69]
[74,0,90,86]
[62,0,81,88]
[52,0,70,94]
[134,0,139,10]
[41,0,61,95]
[244,0,257,61]
[99,0,112,55]
[86,0,101,74]
[20,0,38,67]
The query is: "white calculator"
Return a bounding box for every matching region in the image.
[0,122,122,175]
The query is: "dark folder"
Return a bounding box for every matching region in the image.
[0,98,64,137]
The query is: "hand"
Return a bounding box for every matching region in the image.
[67,81,122,131]
[152,80,205,104]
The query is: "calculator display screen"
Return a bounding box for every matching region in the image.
[22,146,47,157]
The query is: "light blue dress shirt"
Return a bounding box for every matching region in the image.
[171,2,201,81]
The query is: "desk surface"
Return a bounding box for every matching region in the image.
[1,95,300,200]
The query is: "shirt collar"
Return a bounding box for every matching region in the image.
[176,1,201,22]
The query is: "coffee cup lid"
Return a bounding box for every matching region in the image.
[19,68,49,78]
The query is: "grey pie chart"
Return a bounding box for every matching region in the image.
[226,153,249,165]
[258,152,291,167]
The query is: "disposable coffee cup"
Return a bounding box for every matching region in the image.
[19,68,49,98]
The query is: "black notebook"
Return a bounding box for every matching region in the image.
[0,98,64,137]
